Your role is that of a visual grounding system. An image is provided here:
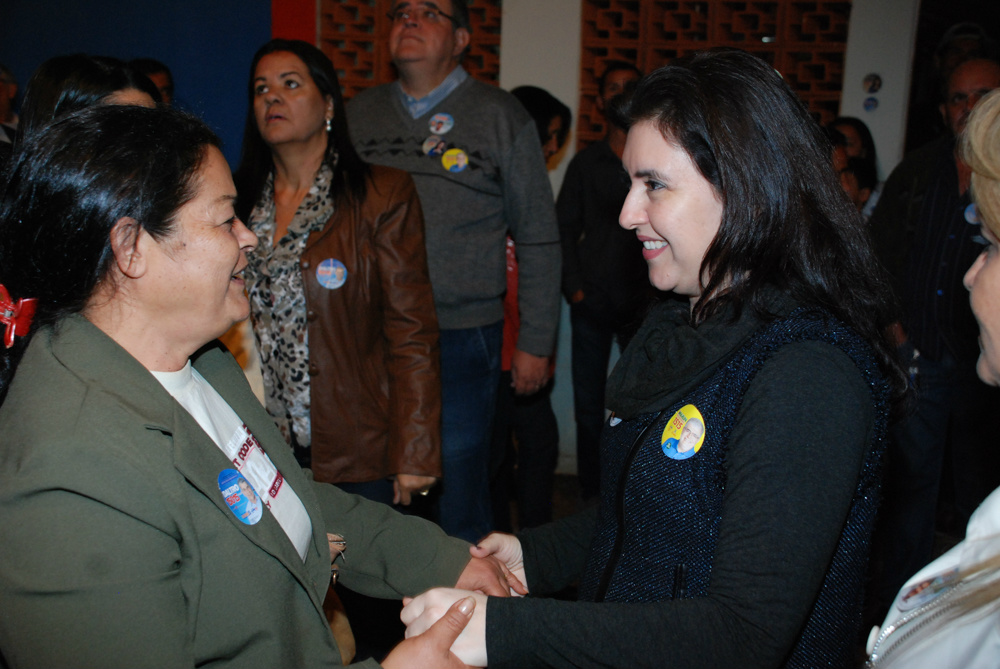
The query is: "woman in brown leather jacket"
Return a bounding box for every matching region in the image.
[235,39,440,508]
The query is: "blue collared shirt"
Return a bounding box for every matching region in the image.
[396,66,469,118]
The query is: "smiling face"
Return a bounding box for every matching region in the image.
[238,478,257,502]
[142,147,258,350]
[253,51,332,151]
[964,223,1000,386]
[620,120,723,305]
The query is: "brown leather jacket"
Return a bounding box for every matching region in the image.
[302,164,441,483]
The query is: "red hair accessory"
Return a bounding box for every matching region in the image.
[0,284,37,349]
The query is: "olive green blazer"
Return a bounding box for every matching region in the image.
[0,316,469,668]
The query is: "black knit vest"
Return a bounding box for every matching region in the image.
[577,307,890,668]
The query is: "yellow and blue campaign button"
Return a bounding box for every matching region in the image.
[660,404,705,460]
[442,148,468,173]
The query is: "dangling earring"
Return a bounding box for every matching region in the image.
[326,117,332,132]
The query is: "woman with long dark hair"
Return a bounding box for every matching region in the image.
[830,115,883,217]
[234,39,440,506]
[402,48,907,669]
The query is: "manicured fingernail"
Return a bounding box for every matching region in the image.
[458,597,475,615]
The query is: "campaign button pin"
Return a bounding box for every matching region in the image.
[660,404,706,460]
[442,148,468,173]
[898,567,960,612]
[218,468,263,525]
[422,135,447,156]
[429,112,454,135]
[966,203,980,224]
[316,258,347,290]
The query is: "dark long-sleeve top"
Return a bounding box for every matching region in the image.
[555,139,647,318]
[486,293,876,668]
[869,136,981,362]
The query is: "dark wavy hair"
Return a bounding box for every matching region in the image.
[614,48,906,399]
[830,116,878,165]
[14,54,161,147]
[233,39,369,221]
[511,85,571,149]
[0,105,220,403]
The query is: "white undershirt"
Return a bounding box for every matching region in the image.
[152,362,312,561]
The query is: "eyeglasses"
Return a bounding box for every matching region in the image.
[387,4,456,26]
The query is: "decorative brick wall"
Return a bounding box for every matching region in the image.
[578,1,852,148]
[318,0,503,100]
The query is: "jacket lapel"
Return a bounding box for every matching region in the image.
[51,317,330,612]
[192,344,333,602]
[166,400,326,608]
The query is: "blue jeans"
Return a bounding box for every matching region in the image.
[438,322,502,542]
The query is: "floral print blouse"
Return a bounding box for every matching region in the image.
[245,163,335,449]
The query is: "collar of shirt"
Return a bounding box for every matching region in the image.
[396,66,469,119]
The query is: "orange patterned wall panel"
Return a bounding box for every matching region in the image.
[319,0,503,101]
[579,0,852,148]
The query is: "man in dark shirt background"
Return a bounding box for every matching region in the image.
[868,56,1000,619]
[556,61,647,502]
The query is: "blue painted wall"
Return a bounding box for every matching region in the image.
[0,0,271,168]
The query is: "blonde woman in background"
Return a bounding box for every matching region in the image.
[866,88,1000,668]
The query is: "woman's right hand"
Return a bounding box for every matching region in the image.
[470,532,527,595]
[394,474,437,506]
[382,596,481,669]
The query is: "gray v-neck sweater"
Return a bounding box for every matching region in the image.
[347,76,560,356]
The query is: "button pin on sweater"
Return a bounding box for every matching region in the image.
[429,112,454,134]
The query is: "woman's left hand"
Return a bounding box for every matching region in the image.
[394,474,437,505]
[402,588,488,668]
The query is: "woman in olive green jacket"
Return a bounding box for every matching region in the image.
[0,105,514,669]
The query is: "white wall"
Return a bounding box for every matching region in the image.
[499,0,582,195]
[840,0,922,178]
[500,0,584,473]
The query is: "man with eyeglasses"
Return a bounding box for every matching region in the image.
[347,0,561,543]
[868,56,1000,624]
